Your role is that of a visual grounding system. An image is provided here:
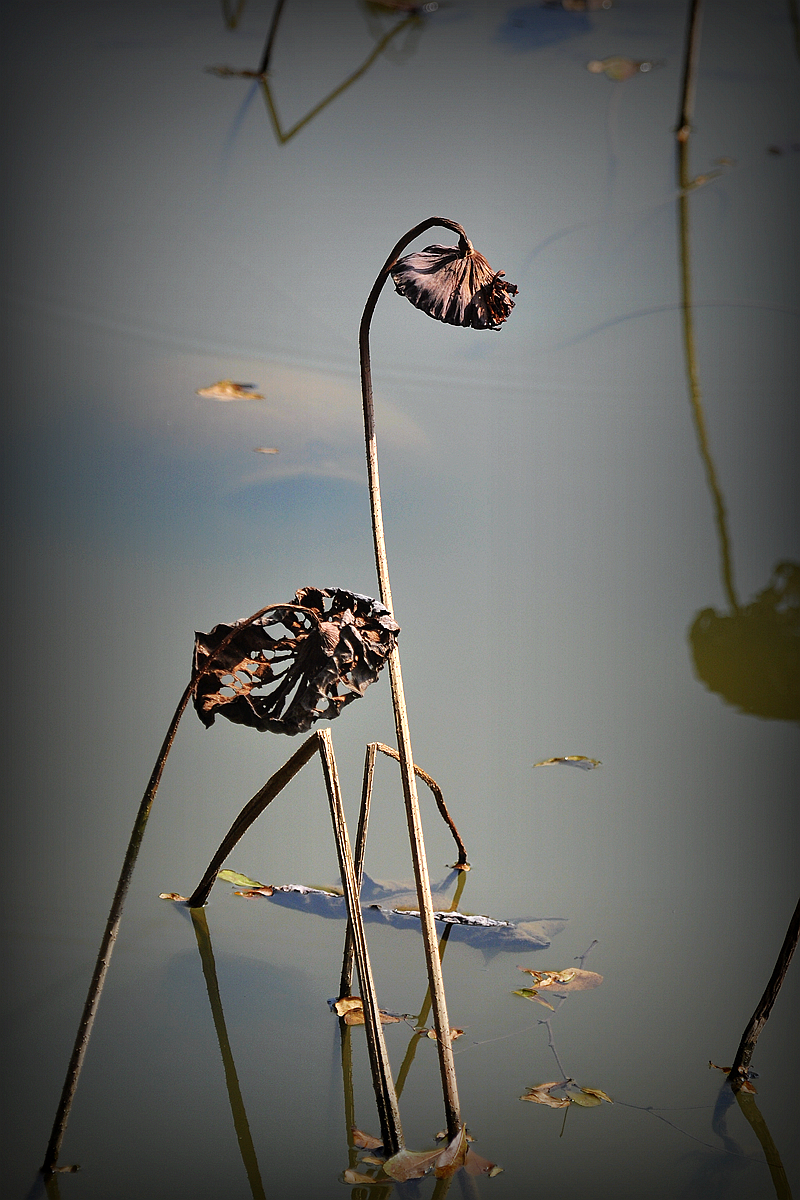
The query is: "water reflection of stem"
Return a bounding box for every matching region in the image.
[318,729,404,1155]
[189,908,267,1200]
[733,1090,793,1200]
[395,871,467,1099]
[257,0,287,76]
[260,14,417,145]
[361,216,474,1138]
[675,0,739,614]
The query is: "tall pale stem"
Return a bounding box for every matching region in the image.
[359,217,468,1137]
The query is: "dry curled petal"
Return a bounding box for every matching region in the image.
[193,588,399,735]
[391,235,517,330]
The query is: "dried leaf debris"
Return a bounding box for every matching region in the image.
[532,755,601,769]
[193,587,399,735]
[391,234,517,330]
[195,380,265,400]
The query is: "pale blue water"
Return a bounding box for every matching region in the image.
[4,1,798,1197]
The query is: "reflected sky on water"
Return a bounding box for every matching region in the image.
[3,1,799,1197]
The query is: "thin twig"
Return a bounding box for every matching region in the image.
[374,743,469,868]
[360,217,471,1139]
[339,743,377,999]
[257,0,287,76]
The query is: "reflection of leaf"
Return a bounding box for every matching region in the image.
[352,1127,383,1150]
[532,755,601,769]
[464,1148,502,1176]
[193,588,399,735]
[218,869,265,888]
[521,1081,571,1109]
[196,380,265,400]
[517,966,603,991]
[586,56,656,81]
[342,1168,378,1184]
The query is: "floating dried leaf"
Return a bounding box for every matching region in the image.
[586,56,656,80]
[254,446,279,454]
[352,1128,383,1150]
[383,1146,442,1181]
[434,1125,469,1178]
[517,967,603,992]
[425,1027,464,1040]
[520,1082,571,1109]
[333,996,365,1017]
[233,887,274,897]
[159,892,188,902]
[193,588,399,735]
[218,869,266,888]
[532,756,601,769]
[391,235,517,330]
[579,1086,613,1104]
[196,380,265,400]
[513,988,556,1010]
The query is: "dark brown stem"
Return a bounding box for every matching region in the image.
[186,732,320,907]
[360,218,469,1138]
[339,743,377,999]
[41,679,194,1173]
[41,600,289,1172]
[257,0,287,75]
[728,894,800,1082]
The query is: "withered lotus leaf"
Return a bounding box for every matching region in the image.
[193,587,399,735]
[433,1125,468,1178]
[391,235,517,330]
[517,967,603,991]
[520,1082,571,1109]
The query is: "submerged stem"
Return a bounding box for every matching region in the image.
[359,217,469,1137]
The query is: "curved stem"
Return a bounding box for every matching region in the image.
[359,218,469,1138]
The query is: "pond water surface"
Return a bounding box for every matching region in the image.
[4,1,799,1198]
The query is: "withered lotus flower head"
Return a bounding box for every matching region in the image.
[193,587,399,735]
[390,233,518,330]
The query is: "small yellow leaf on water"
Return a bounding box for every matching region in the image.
[196,380,265,401]
[532,756,601,770]
[352,1128,383,1150]
[512,988,556,1010]
[580,1087,613,1104]
[159,893,188,902]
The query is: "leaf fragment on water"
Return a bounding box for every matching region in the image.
[532,756,601,769]
[579,1086,613,1104]
[352,1128,383,1150]
[233,886,274,897]
[218,869,266,888]
[425,1027,464,1040]
[434,1125,469,1177]
[513,988,556,1010]
[517,967,603,992]
[254,447,279,454]
[520,1082,571,1109]
[382,1146,443,1181]
[464,1148,500,1176]
[196,380,265,400]
[334,996,402,1025]
[333,996,365,1017]
[159,892,188,902]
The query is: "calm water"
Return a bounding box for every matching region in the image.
[4,1,799,1197]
